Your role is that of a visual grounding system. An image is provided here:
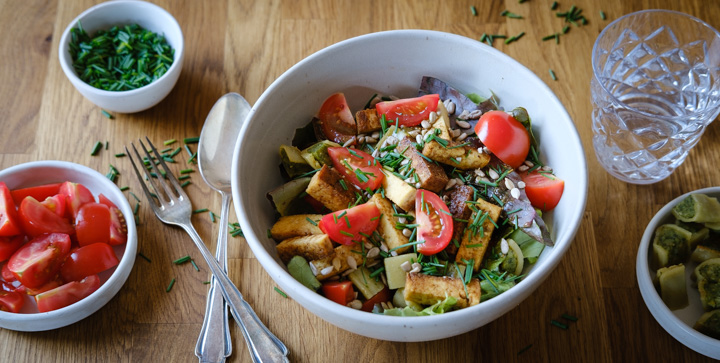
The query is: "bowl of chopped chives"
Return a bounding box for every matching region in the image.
[58,0,184,113]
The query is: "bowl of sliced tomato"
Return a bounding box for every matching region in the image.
[231,29,587,341]
[0,160,136,331]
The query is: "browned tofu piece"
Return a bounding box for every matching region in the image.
[276,234,334,264]
[270,214,323,241]
[309,244,366,281]
[355,108,382,134]
[421,104,489,170]
[445,185,475,256]
[306,165,356,211]
[370,193,410,253]
[455,197,503,272]
[403,272,481,308]
[380,169,417,212]
[397,137,448,193]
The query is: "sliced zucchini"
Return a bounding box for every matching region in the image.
[349,266,386,299]
[267,177,311,216]
[279,145,313,178]
[301,140,341,169]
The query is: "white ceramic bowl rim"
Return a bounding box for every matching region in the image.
[0,160,137,330]
[57,0,184,97]
[232,29,588,341]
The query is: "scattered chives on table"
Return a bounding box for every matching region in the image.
[550,319,568,329]
[190,259,200,272]
[90,141,103,156]
[101,109,113,119]
[173,255,191,264]
[550,1,558,10]
[120,186,129,191]
[274,287,288,298]
[165,278,176,292]
[115,153,126,157]
[183,137,200,144]
[163,139,176,146]
[518,344,533,355]
[137,252,152,263]
[180,168,194,174]
[470,5,477,16]
[600,10,606,20]
[192,208,208,214]
[549,69,557,81]
[562,313,578,322]
[180,180,191,188]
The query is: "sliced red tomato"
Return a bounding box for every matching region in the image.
[17,197,74,238]
[321,281,355,306]
[316,92,357,143]
[0,235,25,262]
[58,181,95,220]
[23,278,63,296]
[10,182,62,206]
[415,190,453,256]
[327,147,384,191]
[7,233,72,288]
[318,202,381,245]
[60,243,118,282]
[0,182,22,237]
[375,94,440,127]
[75,203,111,246]
[520,170,565,212]
[97,193,118,209]
[1,262,15,282]
[361,286,391,312]
[40,194,67,217]
[474,111,530,169]
[35,274,101,313]
[108,207,128,246]
[0,289,25,312]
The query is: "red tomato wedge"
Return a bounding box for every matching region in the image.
[0,235,25,262]
[0,182,22,237]
[97,194,118,209]
[318,202,381,245]
[327,147,384,191]
[1,263,15,282]
[415,190,453,256]
[60,243,118,282]
[375,94,440,127]
[108,207,128,246]
[520,170,565,212]
[23,278,63,296]
[0,289,25,312]
[35,274,101,313]
[7,233,72,288]
[75,203,111,246]
[17,197,74,238]
[10,183,62,206]
[316,92,357,143]
[361,286,391,312]
[474,111,530,169]
[58,182,95,220]
[321,281,355,306]
[40,194,67,217]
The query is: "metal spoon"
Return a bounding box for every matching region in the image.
[196,93,249,363]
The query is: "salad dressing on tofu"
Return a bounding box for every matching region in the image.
[267,76,564,315]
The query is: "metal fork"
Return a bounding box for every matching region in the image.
[126,137,289,363]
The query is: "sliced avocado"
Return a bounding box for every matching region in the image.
[267,177,311,216]
[279,145,313,178]
[287,255,321,291]
[349,266,386,299]
[301,140,341,169]
[383,253,417,290]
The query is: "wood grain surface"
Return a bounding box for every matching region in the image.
[1,0,719,362]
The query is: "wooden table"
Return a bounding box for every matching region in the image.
[1,0,719,361]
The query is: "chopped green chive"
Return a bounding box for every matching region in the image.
[562,313,578,321]
[137,252,151,263]
[339,230,354,237]
[209,211,216,223]
[550,320,568,329]
[549,69,557,81]
[115,153,126,157]
[504,32,525,44]
[274,287,288,298]
[339,179,348,190]
[90,141,103,156]
[133,202,139,215]
[266,229,272,238]
[562,25,570,34]
[120,186,129,191]
[178,175,190,180]
[180,169,194,174]
[173,255,191,264]
[542,34,556,41]
[550,1,558,10]
[600,10,606,20]
[166,278,176,292]
[369,267,385,278]
[163,139,176,146]
[101,109,113,119]
[470,5,477,16]
[190,259,199,272]
[306,217,318,226]
[501,10,523,19]
[183,137,200,144]
[105,141,109,150]
[192,208,208,214]
[180,180,191,188]
[518,344,533,355]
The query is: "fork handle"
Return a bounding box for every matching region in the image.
[181,223,289,363]
[195,192,233,362]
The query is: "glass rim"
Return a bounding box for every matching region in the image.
[591,9,720,121]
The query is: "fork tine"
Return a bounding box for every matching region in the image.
[142,136,187,197]
[125,143,162,211]
[135,138,177,203]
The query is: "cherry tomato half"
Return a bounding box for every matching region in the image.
[0,235,25,262]
[327,147,384,191]
[415,190,453,256]
[7,233,72,288]
[520,170,565,212]
[321,281,355,306]
[318,202,381,246]
[0,289,25,313]
[316,92,357,143]
[17,197,74,238]
[40,194,67,217]
[375,94,440,127]
[0,182,22,237]
[60,243,119,282]
[108,207,128,246]
[75,203,111,246]
[10,183,62,206]
[58,181,95,220]
[35,274,101,313]
[361,286,391,312]
[474,111,530,169]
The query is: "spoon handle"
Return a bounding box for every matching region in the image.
[195,192,233,362]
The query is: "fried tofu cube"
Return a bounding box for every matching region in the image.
[403,272,481,308]
[397,137,448,193]
[380,169,417,212]
[370,193,410,254]
[355,108,382,134]
[276,234,334,264]
[455,197,502,272]
[270,214,323,241]
[422,102,489,170]
[306,165,356,211]
[309,244,365,281]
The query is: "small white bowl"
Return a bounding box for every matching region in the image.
[231,30,588,341]
[58,0,184,113]
[0,161,137,331]
[637,186,720,359]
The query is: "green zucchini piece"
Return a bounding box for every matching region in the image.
[279,145,313,178]
[383,253,417,290]
[301,140,341,169]
[672,194,720,224]
[267,177,311,216]
[349,266,386,299]
[656,264,688,310]
[287,255,321,291]
[652,224,692,268]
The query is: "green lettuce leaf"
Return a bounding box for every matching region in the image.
[379,295,458,316]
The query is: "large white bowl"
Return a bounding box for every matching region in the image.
[58,0,184,113]
[0,161,137,331]
[231,30,588,341]
[637,186,720,359]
